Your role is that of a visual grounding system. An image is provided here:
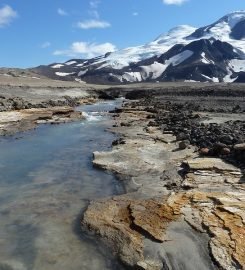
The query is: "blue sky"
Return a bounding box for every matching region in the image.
[0,0,245,68]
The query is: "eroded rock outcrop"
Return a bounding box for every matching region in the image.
[83,102,245,269]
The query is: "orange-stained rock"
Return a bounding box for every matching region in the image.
[83,194,188,267]
[188,192,245,270]
[129,199,175,242]
[82,195,144,267]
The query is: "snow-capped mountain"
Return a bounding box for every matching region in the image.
[33,11,245,84]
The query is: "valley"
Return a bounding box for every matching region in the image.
[0,75,244,269]
[0,6,245,270]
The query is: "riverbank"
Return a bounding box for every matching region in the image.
[82,93,245,269]
[0,76,103,135]
[0,107,85,135]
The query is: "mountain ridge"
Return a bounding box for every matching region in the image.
[33,11,245,84]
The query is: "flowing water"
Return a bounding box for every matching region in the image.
[0,100,126,270]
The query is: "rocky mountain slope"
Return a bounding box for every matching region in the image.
[33,11,245,84]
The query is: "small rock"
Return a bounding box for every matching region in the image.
[136,260,162,270]
[112,138,126,146]
[199,148,210,155]
[145,127,159,134]
[136,261,148,269]
[234,143,245,151]
[147,121,158,127]
[213,143,228,155]
[179,140,190,150]
[120,122,131,127]
[221,147,231,155]
[219,134,234,145]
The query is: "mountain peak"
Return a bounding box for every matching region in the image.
[218,10,245,28]
[154,25,196,44]
[166,25,196,35]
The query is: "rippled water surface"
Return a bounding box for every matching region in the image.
[0,100,125,270]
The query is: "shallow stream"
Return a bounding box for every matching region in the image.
[0,100,125,270]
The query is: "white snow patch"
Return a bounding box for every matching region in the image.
[154,25,197,45]
[122,72,142,82]
[201,74,219,82]
[229,59,245,72]
[109,73,123,82]
[200,52,214,64]
[208,21,231,40]
[77,61,88,67]
[65,61,77,65]
[55,72,75,77]
[96,63,111,70]
[140,62,167,79]
[51,64,64,69]
[223,67,238,83]
[78,69,88,76]
[166,50,193,66]
[75,78,86,83]
[184,80,200,82]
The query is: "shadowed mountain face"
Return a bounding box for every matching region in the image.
[33,11,245,84]
[230,19,245,40]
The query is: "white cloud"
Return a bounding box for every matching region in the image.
[76,0,110,30]
[163,0,188,5]
[77,19,111,29]
[41,42,51,49]
[0,5,17,27]
[54,41,117,58]
[57,8,68,16]
[132,12,139,16]
[90,0,100,9]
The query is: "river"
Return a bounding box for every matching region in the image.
[0,100,126,270]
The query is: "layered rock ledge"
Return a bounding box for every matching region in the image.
[0,107,84,135]
[82,99,245,270]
